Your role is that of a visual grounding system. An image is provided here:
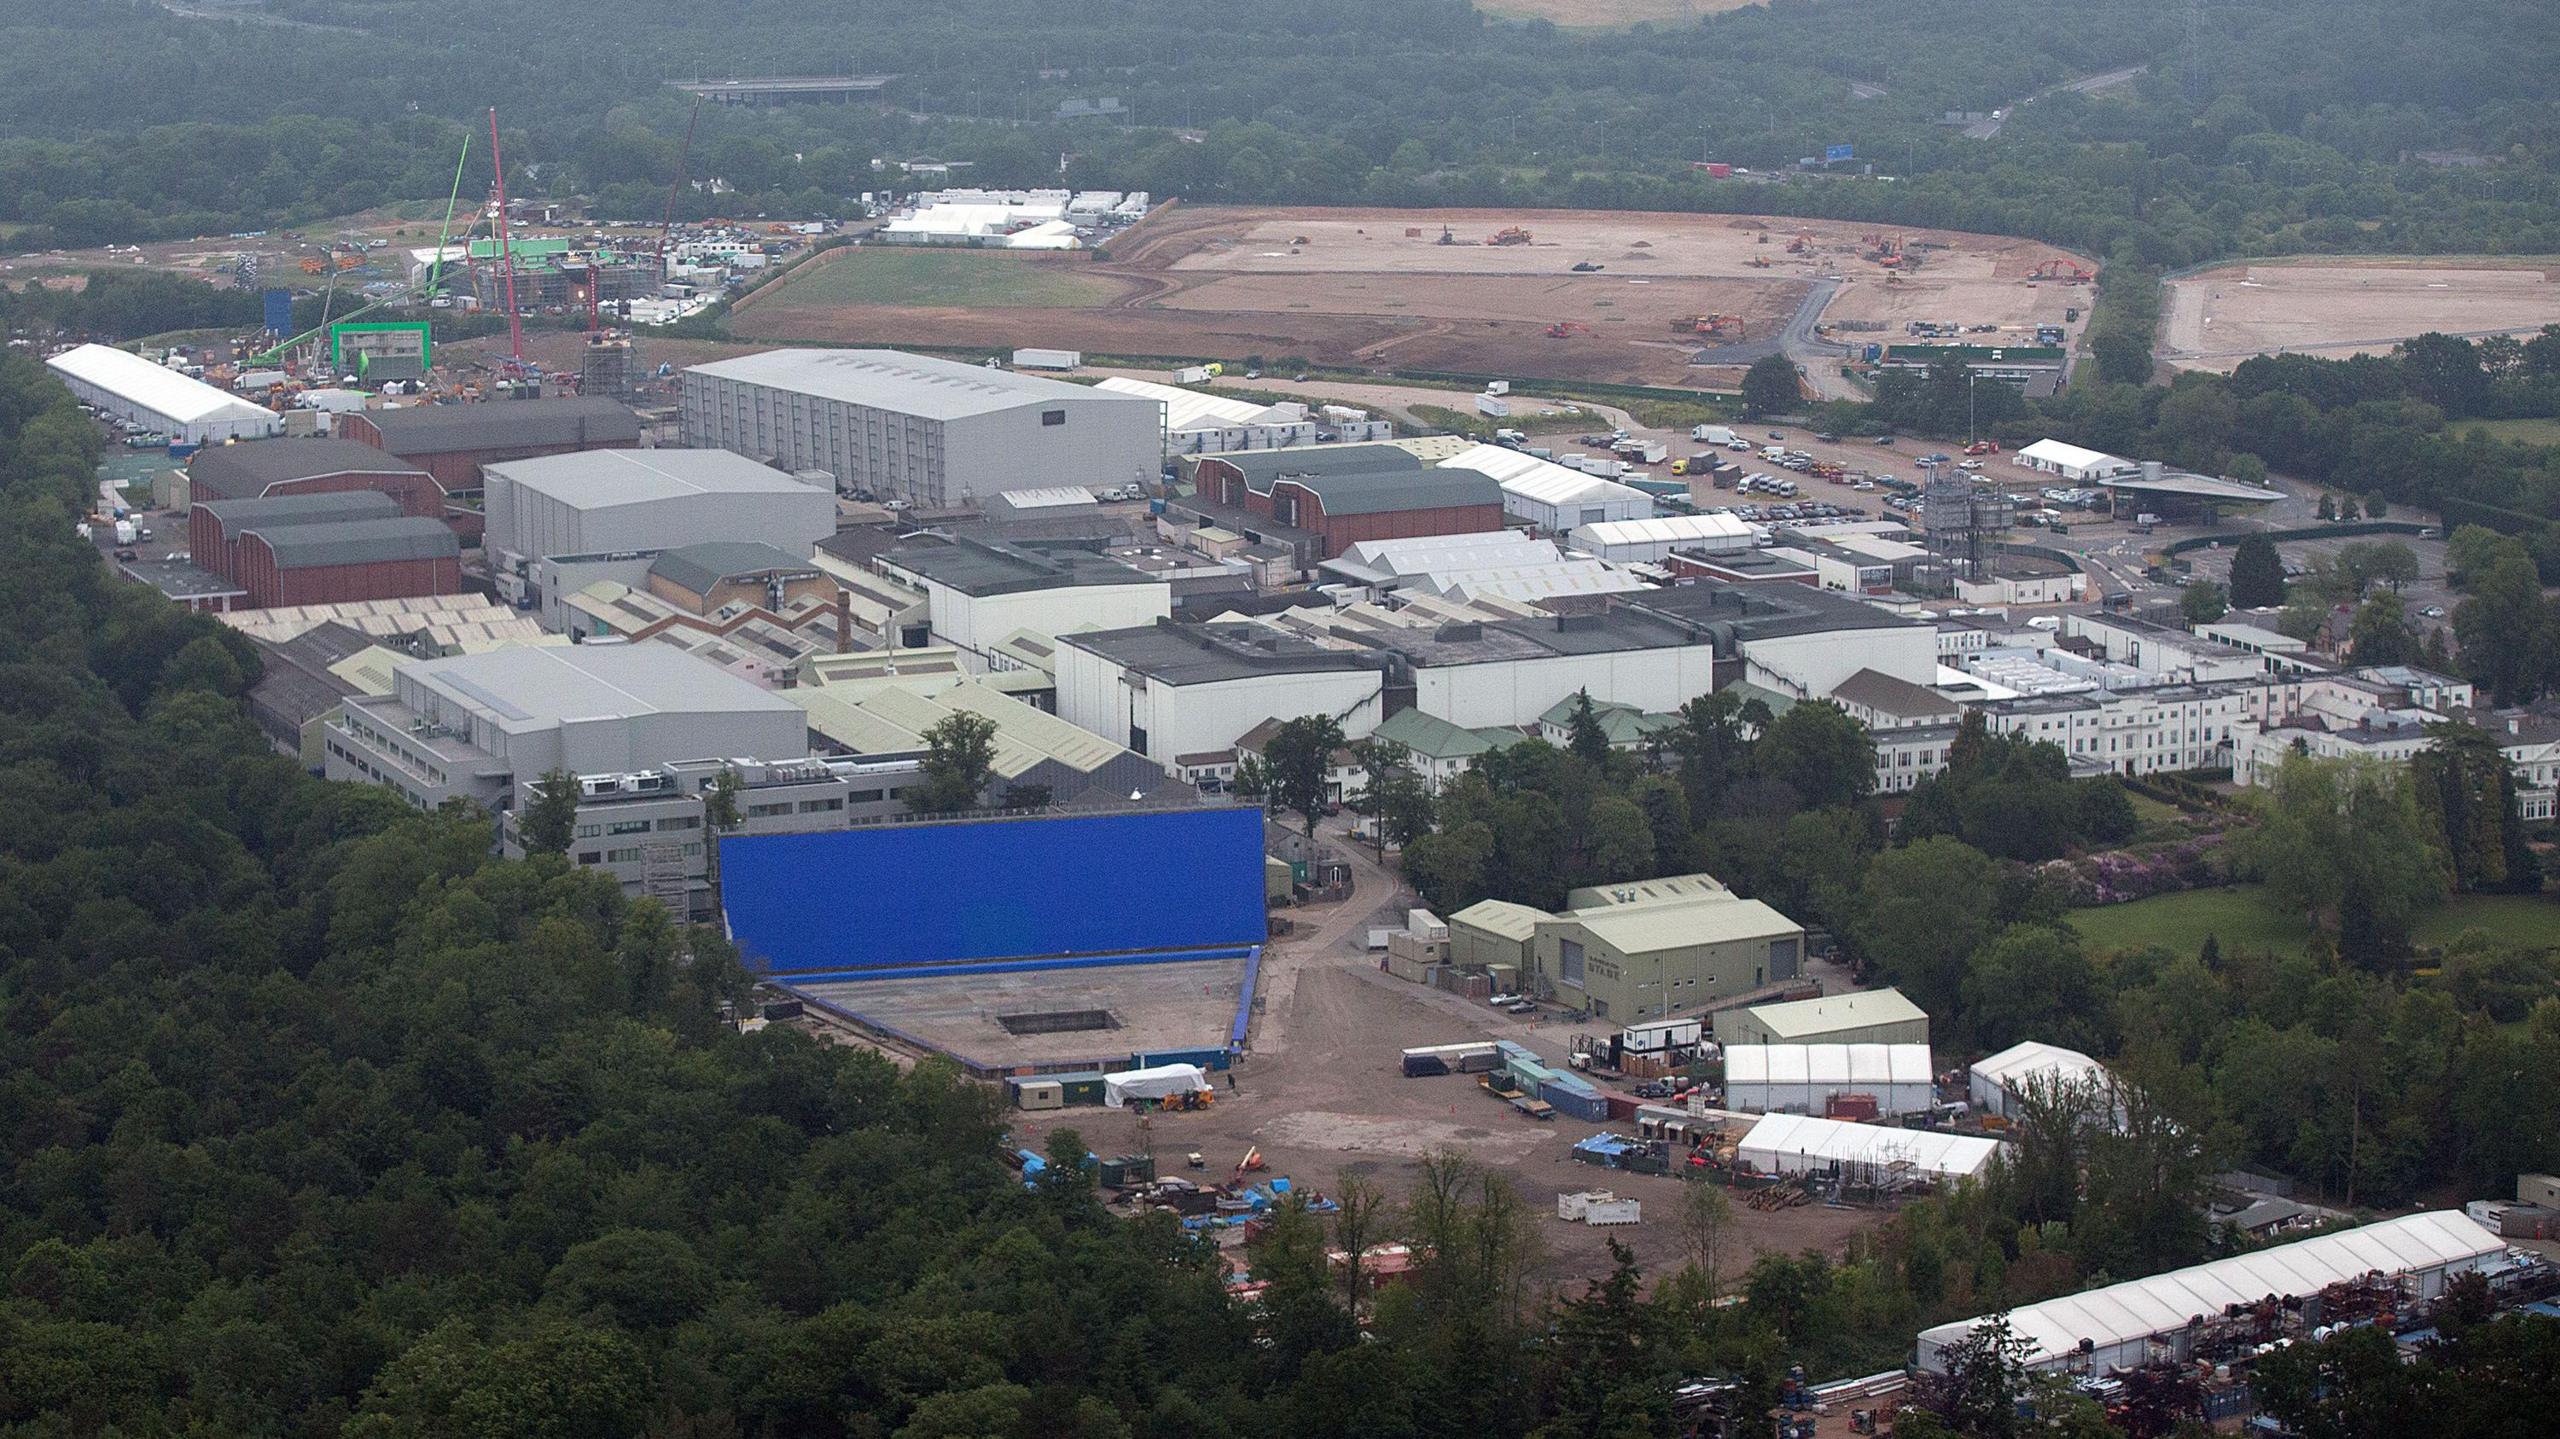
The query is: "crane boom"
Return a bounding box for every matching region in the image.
[487,107,522,362]
[656,96,704,281]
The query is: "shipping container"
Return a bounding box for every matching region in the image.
[1135,1047,1231,1073]
[1051,1071,1108,1105]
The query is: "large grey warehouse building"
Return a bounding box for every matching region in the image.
[481,448,838,610]
[679,348,1161,507]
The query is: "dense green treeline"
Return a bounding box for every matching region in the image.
[1,0,2556,268]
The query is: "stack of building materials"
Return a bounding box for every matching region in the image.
[1400,1041,1503,1078]
[1557,1190,1641,1225]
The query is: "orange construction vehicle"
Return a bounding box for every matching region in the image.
[1490,226,1532,246]
[1545,321,1592,338]
[1964,439,2004,456]
[298,256,328,274]
[2029,258,2094,283]
[1786,231,1814,254]
[1669,313,1746,338]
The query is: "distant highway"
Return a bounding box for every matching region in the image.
[1964,64,2149,139]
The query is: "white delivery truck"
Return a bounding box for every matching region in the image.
[1010,348,1081,370]
[1476,393,1511,417]
[114,519,138,546]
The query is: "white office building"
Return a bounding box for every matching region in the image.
[875,535,1172,670]
[48,343,281,445]
[681,349,1161,507]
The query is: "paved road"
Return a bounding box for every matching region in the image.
[1964,63,2148,139]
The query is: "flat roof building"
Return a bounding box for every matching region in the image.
[877,535,1171,669]
[1056,620,1391,772]
[1624,581,1937,699]
[324,643,810,814]
[48,343,280,445]
[483,449,837,610]
[1714,987,1929,1047]
[681,349,1161,507]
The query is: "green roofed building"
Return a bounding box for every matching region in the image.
[1369,708,1527,791]
[1451,874,1806,1022]
[1535,694,1679,753]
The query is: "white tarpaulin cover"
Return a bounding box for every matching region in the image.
[1915,1210,2505,1374]
[1103,1063,1211,1108]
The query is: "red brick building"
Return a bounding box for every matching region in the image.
[192,491,403,584]
[1178,444,1505,565]
[232,517,463,609]
[187,437,444,517]
[338,397,641,544]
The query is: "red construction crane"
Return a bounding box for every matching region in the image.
[486,108,522,362]
[656,95,705,282]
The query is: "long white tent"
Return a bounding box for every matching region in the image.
[1737,1112,2003,1183]
[1440,443,1654,531]
[1569,512,1754,562]
[1915,1210,2507,1375]
[47,343,280,446]
[1724,1043,1936,1116]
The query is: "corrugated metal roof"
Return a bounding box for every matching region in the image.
[488,449,817,507]
[362,397,639,453]
[187,438,426,499]
[647,541,811,596]
[1567,895,1799,953]
[47,344,277,426]
[1094,375,1277,430]
[1573,513,1753,547]
[1450,899,1546,943]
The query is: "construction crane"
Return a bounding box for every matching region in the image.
[487,108,522,363]
[656,95,705,282]
[251,130,476,369]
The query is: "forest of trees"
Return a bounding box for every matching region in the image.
[1,0,2556,268]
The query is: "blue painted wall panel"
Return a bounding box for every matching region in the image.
[721,807,1268,973]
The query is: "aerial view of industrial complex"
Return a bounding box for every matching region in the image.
[1,1,2557,1433]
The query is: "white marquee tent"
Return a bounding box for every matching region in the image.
[1969,1040,2113,1118]
[1724,1043,1936,1116]
[1914,1210,2506,1374]
[1737,1112,2003,1184]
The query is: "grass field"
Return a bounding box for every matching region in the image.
[2068,886,2560,957]
[761,249,1124,310]
[2463,418,2560,447]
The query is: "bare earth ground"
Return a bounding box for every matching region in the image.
[2161,258,2560,372]
[1001,833,1888,1296]
[731,205,2094,390]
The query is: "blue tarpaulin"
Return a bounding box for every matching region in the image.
[720,807,1269,973]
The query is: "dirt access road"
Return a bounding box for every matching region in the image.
[1086,826,1887,1295]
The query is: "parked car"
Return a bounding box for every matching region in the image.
[2423,605,2447,618]
[1766,430,1786,440]
[112,547,138,562]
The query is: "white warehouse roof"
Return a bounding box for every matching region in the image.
[1738,1113,2004,1182]
[688,349,1153,421]
[1915,1211,2506,1373]
[1572,513,1753,548]
[1971,1040,2109,1095]
[1441,443,1653,509]
[47,343,278,427]
[1094,375,1278,430]
[485,449,818,508]
[1727,1043,1934,1089]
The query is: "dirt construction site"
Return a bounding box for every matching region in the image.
[730,205,2096,390]
[2161,257,2560,372]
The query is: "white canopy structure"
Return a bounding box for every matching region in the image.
[1737,1113,2003,1183]
[1915,1210,2506,1374]
[1569,512,1754,562]
[2012,438,2135,483]
[1969,1040,2112,1117]
[1102,1063,1212,1108]
[1724,1043,1936,1116]
[47,343,280,445]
